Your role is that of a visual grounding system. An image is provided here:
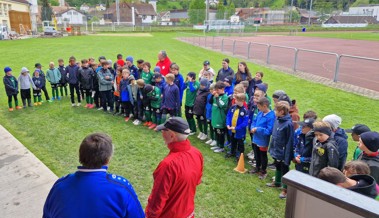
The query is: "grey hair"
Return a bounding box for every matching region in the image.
[175,132,188,141]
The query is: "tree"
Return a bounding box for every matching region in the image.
[41,0,53,21]
[188,0,206,24]
[216,0,225,19]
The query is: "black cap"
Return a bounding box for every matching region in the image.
[153,72,162,79]
[144,84,154,93]
[297,118,315,129]
[156,117,191,135]
[98,56,106,61]
[203,60,210,65]
[345,124,371,135]
[35,63,42,68]
[360,131,379,152]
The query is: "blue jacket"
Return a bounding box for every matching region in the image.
[58,65,67,84]
[129,65,139,80]
[32,76,44,89]
[333,128,348,170]
[226,105,249,139]
[174,73,185,104]
[120,79,134,104]
[155,80,166,94]
[247,96,258,127]
[43,166,144,218]
[3,75,18,96]
[66,64,80,85]
[251,110,276,147]
[294,130,315,173]
[224,85,234,97]
[269,114,294,165]
[161,83,180,111]
[205,93,213,120]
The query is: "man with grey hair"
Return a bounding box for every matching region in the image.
[156,50,171,77]
[146,117,203,218]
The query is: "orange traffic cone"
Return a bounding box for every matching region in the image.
[234,153,247,174]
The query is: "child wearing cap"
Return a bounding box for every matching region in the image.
[249,97,275,179]
[267,101,294,199]
[3,67,21,111]
[357,131,379,184]
[161,73,180,123]
[205,83,216,146]
[57,59,68,97]
[225,93,249,161]
[46,62,62,101]
[199,60,215,83]
[141,62,154,85]
[345,124,371,160]
[184,72,200,135]
[120,69,134,121]
[216,58,234,82]
[223,76,234,97]
[194,78,210,141]
[78,59,94,108]
[125,56,139,79]
[294,118,315,174]
[170,63,185,117]
[210,81,229,153]
[18,67,37,108]
[323,114,348,170]
[309,121,339,177]
[145,84,162,129]
[32,70,44,106]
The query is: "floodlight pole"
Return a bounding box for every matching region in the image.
[308,0,313,26]
[116,0,120,25]
[206,0,209,22]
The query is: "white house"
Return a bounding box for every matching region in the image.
[349,5,379,21]
[80,3,90,12]
[56,8,86,24]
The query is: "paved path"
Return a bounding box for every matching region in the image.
[0,125,57,218]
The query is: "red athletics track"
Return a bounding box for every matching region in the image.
[193,35,379,93]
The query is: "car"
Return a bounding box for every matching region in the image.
[0,25,9,40]
[44,26,59,35]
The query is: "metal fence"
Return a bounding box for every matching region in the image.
[178,32,379,93]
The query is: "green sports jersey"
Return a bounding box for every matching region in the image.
[211,94,229,128]
[147,86,162,109]
[185,81,200,107]
[353,146,362,160]
[142,71,154,85]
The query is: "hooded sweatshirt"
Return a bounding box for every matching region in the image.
[333,128,349,170]
[358,152,379,185]
[3,75,18,95]
[348,174,378,199]
[193,87,210,116]
[18,73,36,90]
[46,68,62,84]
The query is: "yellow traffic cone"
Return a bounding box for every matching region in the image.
[234,153,247,174]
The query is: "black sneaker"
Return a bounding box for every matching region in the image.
[224,153,233,158]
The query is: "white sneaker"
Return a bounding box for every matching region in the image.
[197,132,203,139]
[210,146,219,150]
[71,103,76,107]
[200,134,208,140]
[97,107,103,111]
[206,139,213,144]
[189,132,196,136]
[248,154,255,160]
[247,150,254,156]
[214,148,224,153]
[77,103,81,107]
[210,140,217,146]
[133,120,141,125]
[107,106,110,111]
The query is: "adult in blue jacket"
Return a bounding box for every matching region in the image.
[43,133,145,218]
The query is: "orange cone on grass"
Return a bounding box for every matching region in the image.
[234,153,247,174]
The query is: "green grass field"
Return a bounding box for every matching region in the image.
[301,31,379,41]
[0,33,378,217]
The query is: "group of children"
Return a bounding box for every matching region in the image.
[3,55,379,200]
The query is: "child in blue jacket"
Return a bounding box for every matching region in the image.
[294,118,315,174]
[250,97,275,179]
[3,67,21,111]
[225,93,249,161]
[205,83,216,146]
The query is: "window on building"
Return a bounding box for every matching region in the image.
[0,4,3,16]
[151,15,154,20]
[73,11,77,15]
[8,4,11,11]
[4,4,7,16]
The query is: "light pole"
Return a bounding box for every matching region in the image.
[116,0,120,25]
[308,0,313,26]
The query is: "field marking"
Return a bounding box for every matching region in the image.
[94,33,153,37]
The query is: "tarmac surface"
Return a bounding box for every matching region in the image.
[0,125,57,218]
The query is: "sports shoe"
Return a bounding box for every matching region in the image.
[197,132,203,139]
[37,102,42,105]
[97,107,103,111]
[15,106,22,110]
[134,119,141,125]
[248,154,255,160]
[210,140,217,146]
[210,146,219,150]
[214,148,224,153]
[279,189,287,199]
[258,172,267,180]
[51,97,55,101]
[189,132,196,136]
[124,117,130,122]
[88,104,94,109]
[205,139,213,144]
[149,124,157,129]
[84,104,89,108]
[57,97,61,100]
[224,141,231,146]
[33,103,38,106]
[77,103,81,107]
[72,103,76,107]
[143,121,150,126]
[8,108,14,112]
[266,182,281,188]
[47,100,53,103]
[248,168,259,174]
[224,153,234,158]
[200,134,208,140]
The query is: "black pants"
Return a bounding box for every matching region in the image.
[20,89,31,100]
[100,90,114,111]
[94,89,101,108]
[253,144,268,173]
[121,101,133,116]
[69,83,81,103]
[185,106,194,119]
[8,94,18,103]
[215,128,226,148]
[231,133,245,156]
[134,101,143,120]
[41,85,50,100]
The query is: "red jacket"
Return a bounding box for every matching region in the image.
[145,139,203,218]
[156,57,172,77]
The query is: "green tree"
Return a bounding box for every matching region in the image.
[188,0,206,24]
[50,0,59,6]
[41,0,53,21]
[216,1,225,19]
[226,2,235,18]
[351,0,369,6]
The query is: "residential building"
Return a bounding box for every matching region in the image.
[349,5,379,21]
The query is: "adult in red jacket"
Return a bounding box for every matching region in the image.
[155,50,171,77]
[146,117,203,218]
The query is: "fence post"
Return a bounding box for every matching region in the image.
[266,44,271,64]
[334,55,341,82]
[232,40,236,55]
[247,42,251,59]
[293,49,299,72]
[204,36,207,48]
[221,39,224,52]
[198,36,201,46]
